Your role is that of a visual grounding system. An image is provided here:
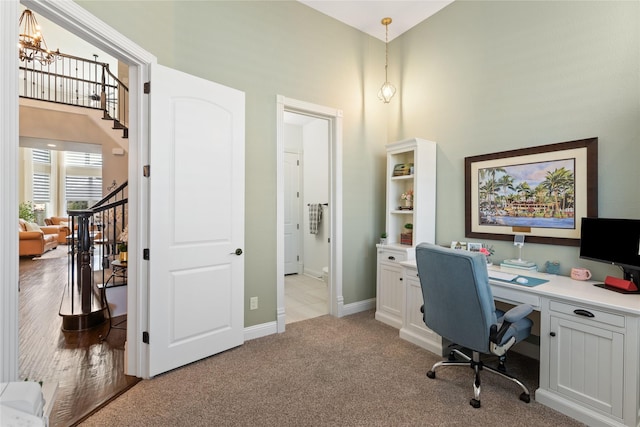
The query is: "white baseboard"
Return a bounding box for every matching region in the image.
[244,321,278,341]
[341,298,376,317]
[245,298,376,341]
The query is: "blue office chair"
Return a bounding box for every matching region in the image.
[415,243,534,408]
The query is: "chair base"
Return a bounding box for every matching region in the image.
[426,349,531,408]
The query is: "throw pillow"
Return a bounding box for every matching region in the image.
[59,221,69,228]
[25,222,41,232]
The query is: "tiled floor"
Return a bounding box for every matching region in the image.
[285,273,328,324]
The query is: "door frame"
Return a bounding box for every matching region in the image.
[1,0,155,380]
[276,95,343,332]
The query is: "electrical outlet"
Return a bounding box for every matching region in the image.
[250,297,258,310]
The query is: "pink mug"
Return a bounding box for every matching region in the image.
[571,267,592,281]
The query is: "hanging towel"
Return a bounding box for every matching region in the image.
[309,204,323,235]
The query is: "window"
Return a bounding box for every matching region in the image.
[32,149,51,203]
[65,151,103,211]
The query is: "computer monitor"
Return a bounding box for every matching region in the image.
[579,217,640,287]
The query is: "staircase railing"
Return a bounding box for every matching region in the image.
[62,181,128,331]
[19,48,128,133]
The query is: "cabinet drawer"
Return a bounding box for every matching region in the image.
[378,249,408,264]
[549,300,625,328]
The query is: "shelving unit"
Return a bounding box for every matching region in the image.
[376,137,436,328]
[384,138,436,246]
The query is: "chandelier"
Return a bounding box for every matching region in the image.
[18,9,57,64]
[377,17,396,103]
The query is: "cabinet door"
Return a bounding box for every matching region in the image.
[549,316,624,417]
[377,262,404,325]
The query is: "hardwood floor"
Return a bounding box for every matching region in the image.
[19,249,138,427]
[285,273,328,324]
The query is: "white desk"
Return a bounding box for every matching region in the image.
[394,261,640,427]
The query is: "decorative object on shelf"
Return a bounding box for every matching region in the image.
[400,189,413,208]
[18,9,58,64]
[400,223,413,245]
[379,232,388,245]
[392,163,413,177]
[545,260,560,274]
[465,137,598,246]
[377,17,396,103]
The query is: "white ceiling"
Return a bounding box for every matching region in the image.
[298,0,454,41]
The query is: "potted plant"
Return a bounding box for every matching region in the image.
[118,242,128,262]
[19,201,35,222]
[401,223,413,245]
[379,232,388,245]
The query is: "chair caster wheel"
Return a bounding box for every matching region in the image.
[470,398,481,408]
[426,371,436,379]
[519,392,531,403]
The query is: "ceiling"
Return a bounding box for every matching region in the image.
[298,0,454,41]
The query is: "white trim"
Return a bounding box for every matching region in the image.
[246,298,374,343]
[0,0,20,382]
[341,298,376,317]
[4,0,157,379]
[276,96,344,333]
[244,322,278,341]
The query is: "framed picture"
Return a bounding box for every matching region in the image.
[451,241,467,250]
[467,242,483,252]
[465,138,598,246]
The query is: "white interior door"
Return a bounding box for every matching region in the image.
[284,151,300,275]
[148,64,245,376]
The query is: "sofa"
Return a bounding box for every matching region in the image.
[44,216,72,244]
[19,219,59,257]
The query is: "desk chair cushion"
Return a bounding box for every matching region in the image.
[416,243,532,354]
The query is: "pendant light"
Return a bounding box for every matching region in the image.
[377,17,396,103]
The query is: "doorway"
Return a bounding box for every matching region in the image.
[283,112,330,324]
[2,0,154,381]
[276,96,344,332]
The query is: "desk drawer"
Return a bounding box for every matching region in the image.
[492,286,540,309]
[549,300,625,328]
[377,249,408,264]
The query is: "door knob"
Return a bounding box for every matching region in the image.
[231,248,243,256]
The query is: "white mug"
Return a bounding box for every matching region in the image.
[571,267,592,281]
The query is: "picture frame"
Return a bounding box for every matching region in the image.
[467,242,483,252]
[465,137,598,246]
[451,241,467,250]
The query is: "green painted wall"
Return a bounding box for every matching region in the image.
[391,0,639,279]
[75,0,389,326]
[75,0,639,326]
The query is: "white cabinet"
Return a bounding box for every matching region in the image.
[399,264,447,356]
[375,245,412,329]
[376,138,436,329]
[537,298,640,427]
[384,138,436,247]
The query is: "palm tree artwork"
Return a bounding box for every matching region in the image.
[477,159,576,230]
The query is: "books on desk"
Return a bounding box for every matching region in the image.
[500,259,538,271]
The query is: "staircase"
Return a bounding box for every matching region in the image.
[60,182,128,332]
[19,47,129,141]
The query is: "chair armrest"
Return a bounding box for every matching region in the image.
[503,304,533,323]
[39,226,60,235]
[490,303,533,345]
[19,231,44,240]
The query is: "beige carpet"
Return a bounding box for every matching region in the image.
[79,310,585,426]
